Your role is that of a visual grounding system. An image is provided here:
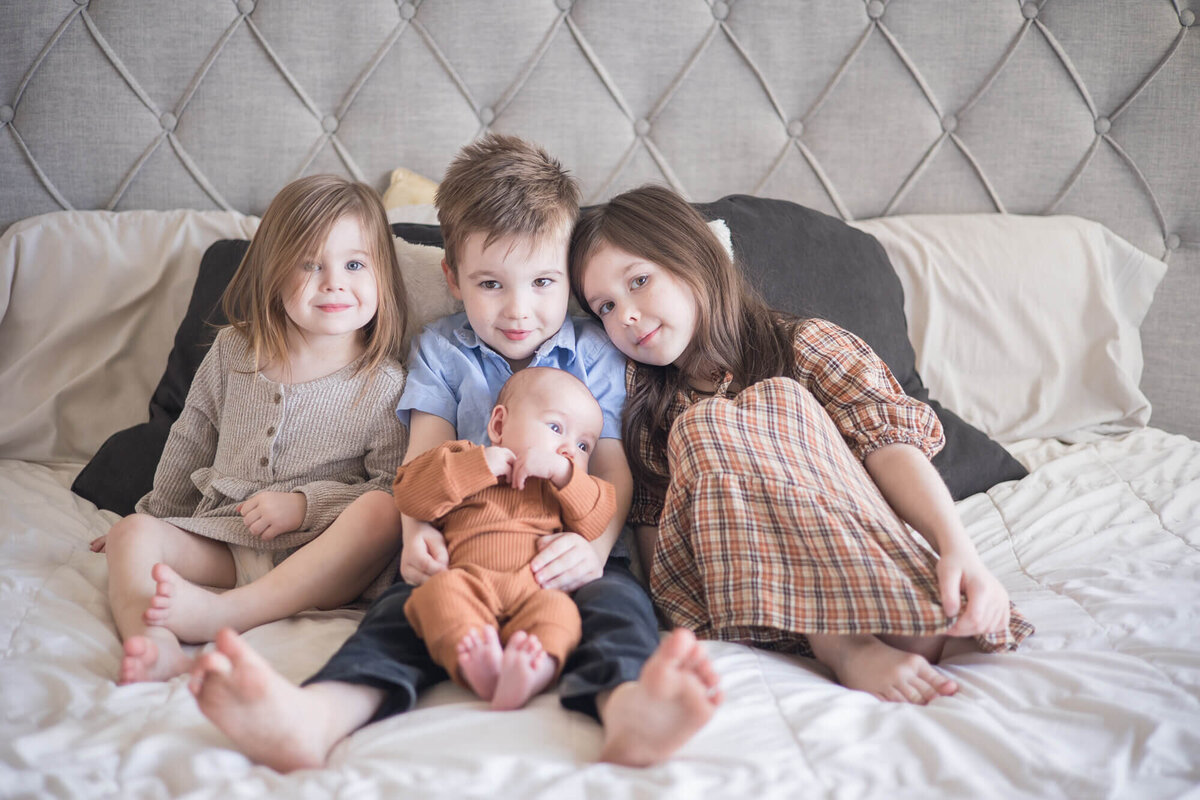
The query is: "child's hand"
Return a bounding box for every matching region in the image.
[531,532,604,592]
[90,535,107,553]
[399,521,449,585]
[938,547,1011,637]
[483,446,516,481]
[237,491,306,541]
[510,448,572,490]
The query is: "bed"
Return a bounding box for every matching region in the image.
[2,2,1198,798]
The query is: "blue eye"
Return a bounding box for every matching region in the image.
[577,442,589,453]
[480,280,501,290]
[548,422,562,433]
[346,260,366,272]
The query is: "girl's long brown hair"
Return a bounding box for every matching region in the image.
[569,184,803,495]
[222,174,409,379]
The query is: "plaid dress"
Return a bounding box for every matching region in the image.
[628,318,1033,654]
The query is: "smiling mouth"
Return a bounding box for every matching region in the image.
[503,330,531,340]
[636,327,660,346]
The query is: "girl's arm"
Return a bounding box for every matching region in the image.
[864,442,1012,637]
[634,524,658,583]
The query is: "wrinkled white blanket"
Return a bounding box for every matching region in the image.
[2,428,1199,799]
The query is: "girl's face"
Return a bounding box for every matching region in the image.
[283,214,380,345]
[580,242,699,369]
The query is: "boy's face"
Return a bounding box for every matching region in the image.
[443,230,570,370]
[489,374,602,473]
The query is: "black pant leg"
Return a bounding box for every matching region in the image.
[303,579,447,722]
[558,556,660,720]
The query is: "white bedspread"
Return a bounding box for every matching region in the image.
[3,428,1199,799]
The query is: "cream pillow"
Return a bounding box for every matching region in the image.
[849,214,1167,442]
[382,167,439,209]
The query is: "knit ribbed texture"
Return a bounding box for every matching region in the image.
[136,327,408,554]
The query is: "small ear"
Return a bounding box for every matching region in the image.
[442,259,462,301]
[486,404,506,445]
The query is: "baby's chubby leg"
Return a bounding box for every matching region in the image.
[102,514,235,683]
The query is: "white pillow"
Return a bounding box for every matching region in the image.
[0,210,260,464]
[848,214,1167,442]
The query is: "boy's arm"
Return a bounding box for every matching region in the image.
[530,437,631,591]
[398,410,458,586]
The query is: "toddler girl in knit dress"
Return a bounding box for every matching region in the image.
[92,175,410,684]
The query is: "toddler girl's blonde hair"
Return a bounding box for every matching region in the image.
[223,174,408,377]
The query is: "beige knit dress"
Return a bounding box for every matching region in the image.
[135,327,408,564]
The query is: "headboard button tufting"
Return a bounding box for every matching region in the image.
[237,0,255,15]
[867,1,885,19]
[160,112,177,132]
[712,2,729,21]
[1094,117,1111,135]
[941,114,958,133]
[787,119,804,138]
[1181,9,1195,27]
[1022,3,1039,19]
[634,118,651,137]
[322,115,339,133]
[400,2,416,20]
[1167,234,1181,251]
[479,107,495,126]
[555,0,573,11]
[0,105,13,125]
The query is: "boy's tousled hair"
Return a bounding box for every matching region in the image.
[436,133,581,274]
[568,184,802,494]
[223,174,409,379]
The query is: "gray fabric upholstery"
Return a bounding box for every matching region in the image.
[2,0,1196,436]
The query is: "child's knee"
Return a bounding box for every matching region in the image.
[104,513,163,556]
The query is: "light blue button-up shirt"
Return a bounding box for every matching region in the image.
[396,311,627,446]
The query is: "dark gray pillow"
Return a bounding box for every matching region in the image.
[692,195,1027,499]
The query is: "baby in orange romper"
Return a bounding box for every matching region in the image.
[395,367,616,710]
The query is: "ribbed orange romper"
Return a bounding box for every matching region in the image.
[395,440,616,687]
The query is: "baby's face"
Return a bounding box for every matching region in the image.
[497,375,602,472]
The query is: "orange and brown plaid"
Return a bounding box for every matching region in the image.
[628,318,1033,654]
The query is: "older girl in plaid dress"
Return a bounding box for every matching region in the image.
[570,185,1033,705]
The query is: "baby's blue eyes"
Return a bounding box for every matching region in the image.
[577,442,590,453]
[548,422,562,433]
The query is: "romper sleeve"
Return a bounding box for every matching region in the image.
[791,318,944,461]
[624,361,669,528]
[296,365,410,533]
[391,441,498,521]
[134,330,226,518]
[549,462,616,542]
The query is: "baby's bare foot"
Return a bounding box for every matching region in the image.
[142,562,225,644]
[119,630,192,684]
[599,628,722,766]
[827,635,958,704]
[189,629,338,772]
[490,631,556,711]
[456,626,502,700]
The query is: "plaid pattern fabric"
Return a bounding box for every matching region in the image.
[630,319,1033,653]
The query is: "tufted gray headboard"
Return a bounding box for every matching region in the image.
[3,1,1197,437]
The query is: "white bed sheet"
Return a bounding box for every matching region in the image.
[2,428,1199,799]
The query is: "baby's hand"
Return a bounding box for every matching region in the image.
[483,446,516,481]
[510,448,572,490]
[237,491,306,541]
[90,534,107,553]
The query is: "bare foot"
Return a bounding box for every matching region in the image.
[490,631,556,711]
[119,630,192,684]
[189,629,343,772]
[142,562,225,644]
[823,635,958,704]
[456,626,503,700]
[598,628,722,766]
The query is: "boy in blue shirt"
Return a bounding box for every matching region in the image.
[189,134,722,771]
